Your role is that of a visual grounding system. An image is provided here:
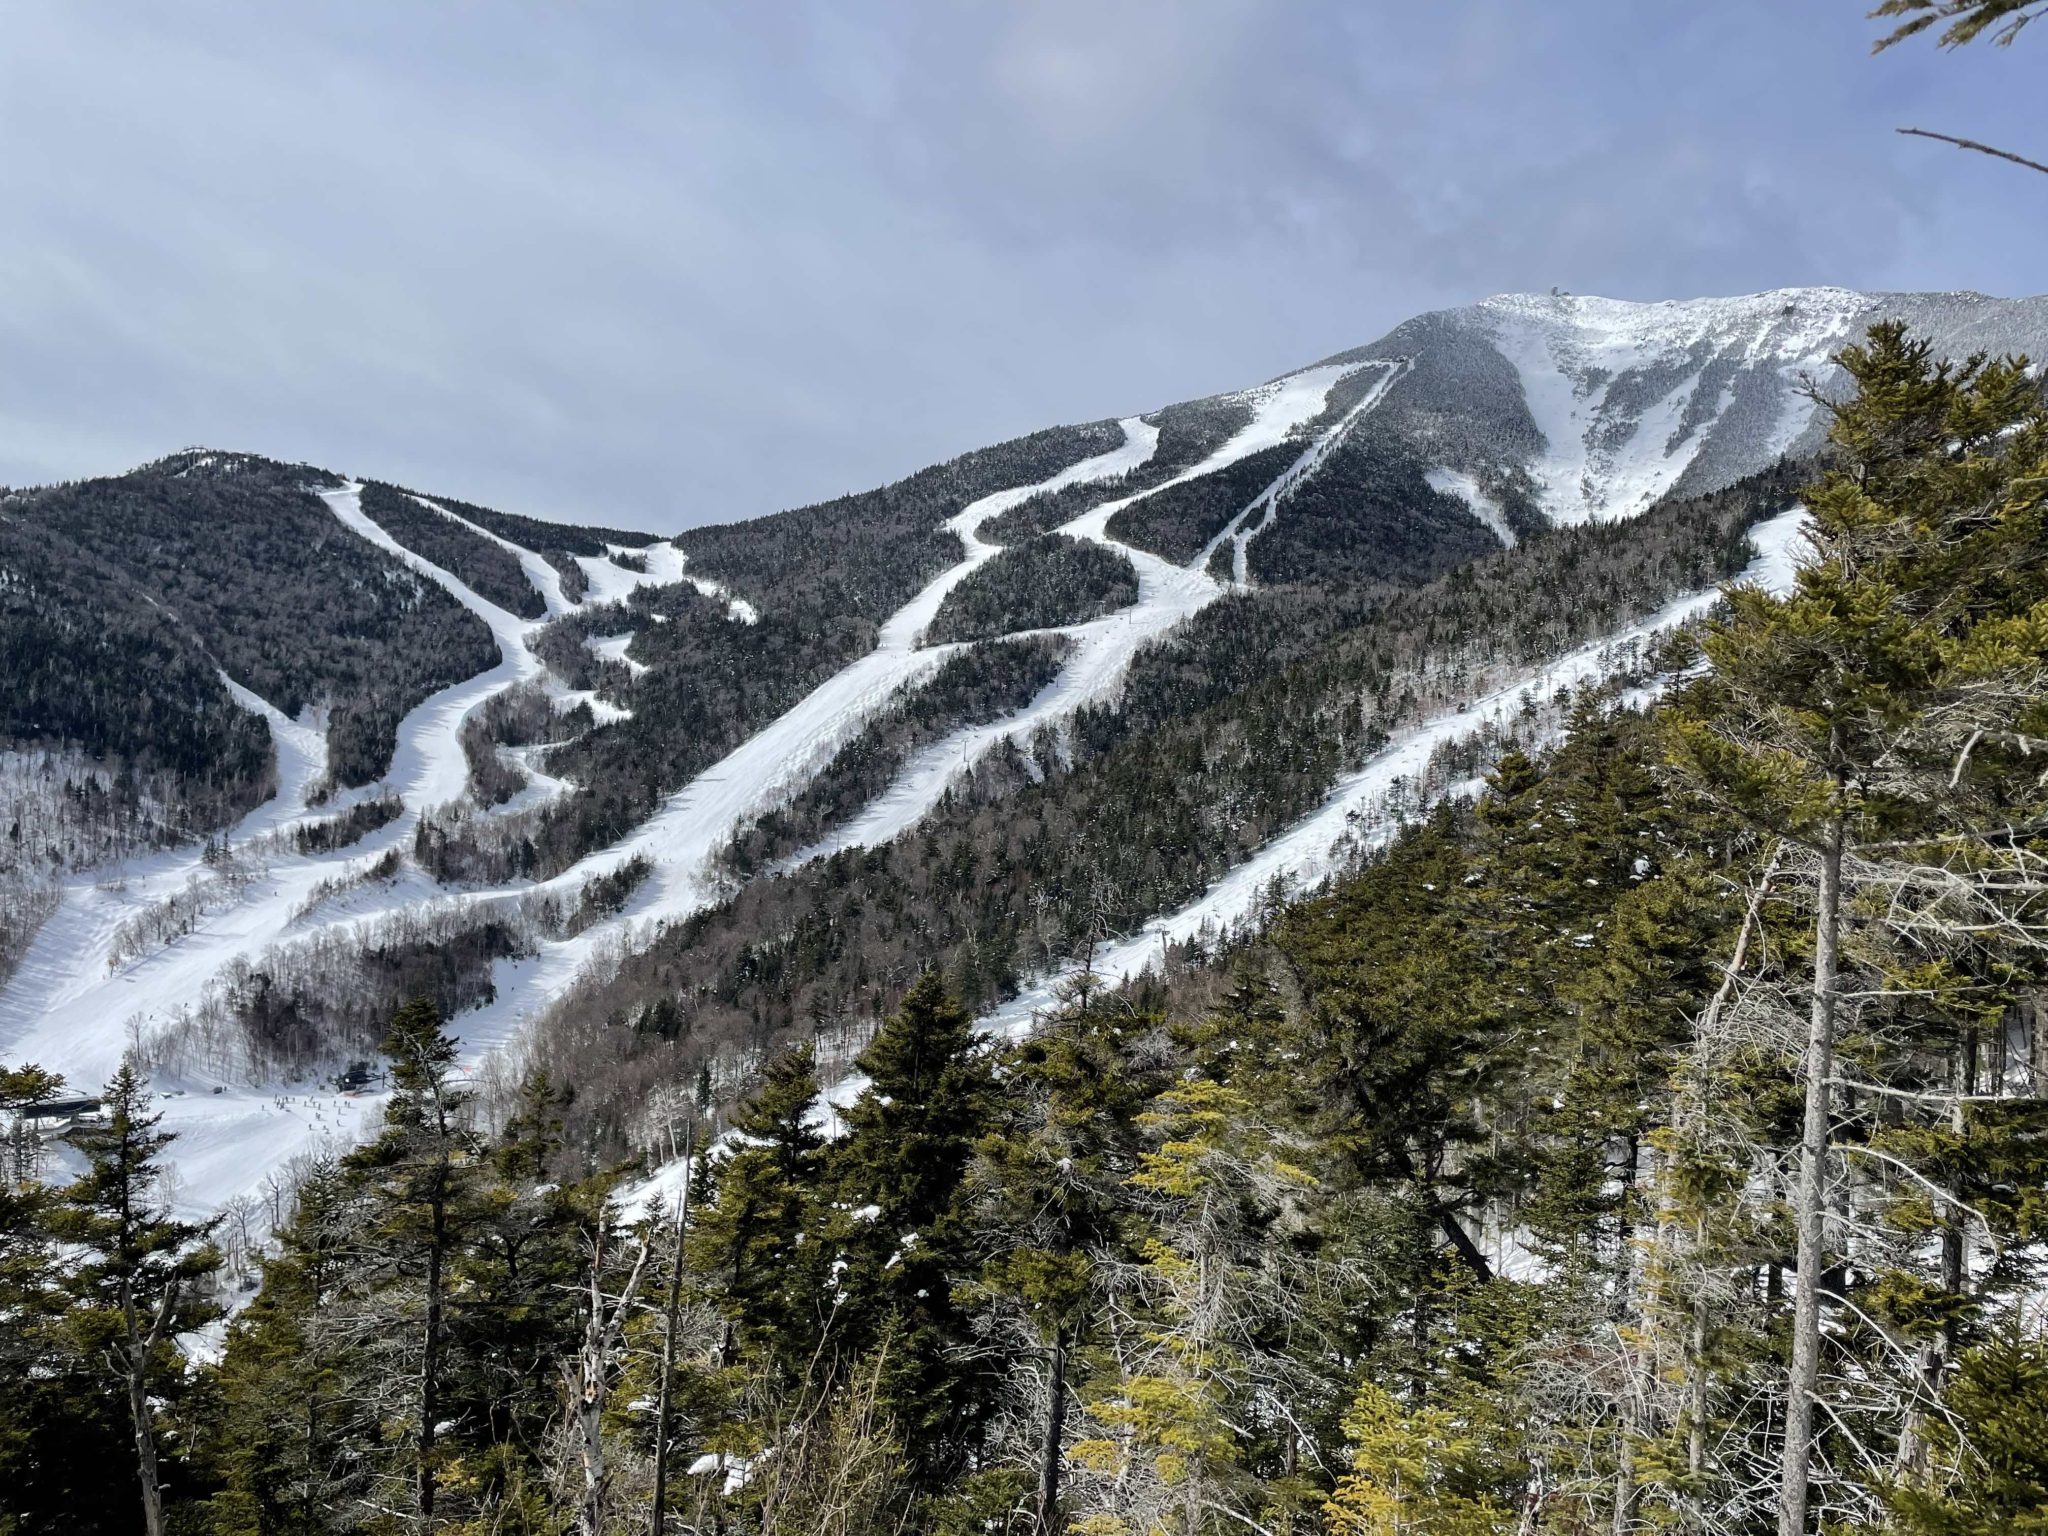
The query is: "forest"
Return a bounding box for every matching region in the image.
[5,321,2039,1535]
[0,452,505,790]
[675,420,1130,627]
[355,485,550,621]
[922,538,1138,646]
[525,454,1805,1130]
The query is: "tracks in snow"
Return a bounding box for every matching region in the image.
[982,506,1816,1034]
[0,357,1410,1220]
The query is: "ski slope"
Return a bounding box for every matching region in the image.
[796,362,1398,861]
[0,345,1806,1228]
[0,422,1180,1218]
[1194,358,1409,582]
[1476,290,1865,525]
[983,506,1815,1033]
[1424,467,1517,549]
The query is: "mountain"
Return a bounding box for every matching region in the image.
[2,286,2045,1219]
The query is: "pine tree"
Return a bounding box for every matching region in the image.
[2,1063,138,1535]
[342,996,482,1531]
[1886,1339,2048,1535]
[827,971,997,1487]
[1670,322,2048,1533]
[975,994,1166,1530]
[51,1063,221,1536]
[204,1157,372,1536]
[689,1041,827,1380]
[1069,1064,1319,1536]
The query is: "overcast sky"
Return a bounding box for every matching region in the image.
[3,2,2041,532]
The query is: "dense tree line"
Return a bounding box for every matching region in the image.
[291,795,403,856]
[2,452,499,788]
[0,503,273,812]
[722,635,1073,876]
[923,537,1138,645]
[977,396,1256,545]
[377,482,662,602]
[19,382,2048,1534]
[533,454,1804,1127]
[1241,430,1520,586]
[677,420,1128,625]
[356,483,549,619]
[1102,442,1301,563]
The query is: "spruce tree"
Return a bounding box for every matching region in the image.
[1670,323,2048,1534]
[342,996,482,1531]
[203,1157,371,1536]
[827,971,996,1486]
[52,1063,221,1536]
[975,994,1166,1530]
[690,1041,827,1379]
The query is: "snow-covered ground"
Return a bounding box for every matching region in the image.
[982,505,1815,1034]
[1424,466,1516,549]
[0,488,741,1220]
[1477,289,1866,525]
[0,420,1185,1220]
[1195,359,1409,582]
[0,343,1815,1230]
[798,362,1400,861]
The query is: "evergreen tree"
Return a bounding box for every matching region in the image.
[341,996,483,1530]
[827,972,997,1488]
[689,1041,828,1380]
[1670,323,2048,1533]
[203,1158,373,1536]
[1887,1339,2048,1535]
[975,993,1167,1530]
[51,1063,221,1536]
[2,1063,139,1536]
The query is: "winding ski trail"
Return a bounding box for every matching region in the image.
[981,506,1815,1034]
[0,357,1427,1222]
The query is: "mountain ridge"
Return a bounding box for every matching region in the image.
[4,283,2047,1225]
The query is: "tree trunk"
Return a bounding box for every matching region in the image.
[1612,1432,1637,1536]
[1613,1139,1651,1536]
[419,1179,447,1532]
[1778,817,1843,1536]
[1036,1325,1070,1533]
[121,1277,177,1536]
[127,1325,165,1536]
[650,1145,693,1536]
[649,1271,682,1536]
[1687,1265,1710,1480]
[1436,1206,1496,1283]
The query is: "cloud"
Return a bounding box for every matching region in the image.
[2,1,2039,529]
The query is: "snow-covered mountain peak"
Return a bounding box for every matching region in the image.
[1384,286,2048,526]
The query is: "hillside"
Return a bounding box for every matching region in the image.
[2,285,2045,1227]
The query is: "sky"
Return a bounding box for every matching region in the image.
[2,2,2042,533]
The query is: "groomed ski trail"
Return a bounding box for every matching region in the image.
[982,506,1816,1034]
[792,362,1398,863]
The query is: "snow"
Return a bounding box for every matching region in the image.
[1478,289,1867,525]
[0,483,689,1223]
[0,311,1825,1240]
[3,424,1179,1226]
[984,505,1815,1033]
[570,542,694,608]
[408,496,576,618]
[589,631,649,677]
[1197,359,1410,582]
[1424,467,1516,549]
[794,363,1378,862]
